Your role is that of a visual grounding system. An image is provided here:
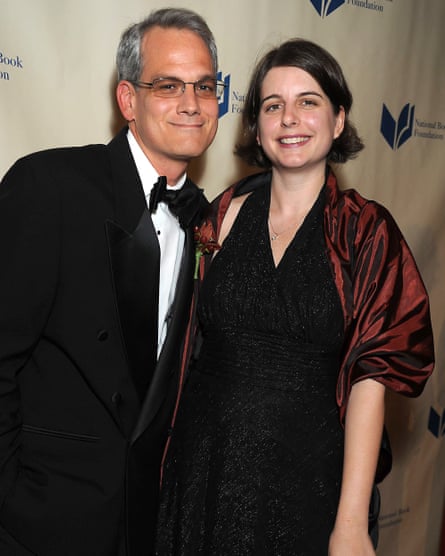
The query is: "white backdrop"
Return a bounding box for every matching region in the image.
[1,1,444,554]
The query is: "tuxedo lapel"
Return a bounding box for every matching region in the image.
[131,226,195,443]
[106,209,159,400]
[106,129,160,401]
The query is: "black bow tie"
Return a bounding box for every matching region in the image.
[149,176,208,228]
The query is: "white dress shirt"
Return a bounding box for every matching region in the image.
[127,130,186,358]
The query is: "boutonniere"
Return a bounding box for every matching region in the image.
[194,220,220,279]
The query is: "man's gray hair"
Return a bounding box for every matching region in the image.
[116,7,218,82]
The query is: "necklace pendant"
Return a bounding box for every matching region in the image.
[270,234,278,241]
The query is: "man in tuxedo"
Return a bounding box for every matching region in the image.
[0,8,222,556]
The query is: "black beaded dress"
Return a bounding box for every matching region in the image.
[155,182,345,555]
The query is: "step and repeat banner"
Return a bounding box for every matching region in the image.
[1,1,444,554]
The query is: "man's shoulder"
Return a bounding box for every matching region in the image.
[3,142,112,186]
[21,142,108,169]
[1,143,118,208]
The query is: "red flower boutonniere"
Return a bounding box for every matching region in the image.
[194,221,220,279]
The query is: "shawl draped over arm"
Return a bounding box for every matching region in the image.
[322,171,434,425]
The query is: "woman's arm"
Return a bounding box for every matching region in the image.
[329,378,385,556]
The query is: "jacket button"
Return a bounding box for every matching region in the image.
[97,329,108,341]
[111,392,121,405]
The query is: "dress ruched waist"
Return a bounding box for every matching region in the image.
[196,327,341,391]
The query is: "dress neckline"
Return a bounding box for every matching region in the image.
[264,181,326,270]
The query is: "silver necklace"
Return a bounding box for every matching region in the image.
[268,217,301,241]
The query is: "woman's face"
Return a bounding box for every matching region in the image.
[256,66,344,175]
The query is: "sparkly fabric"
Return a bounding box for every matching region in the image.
[156,183,345,555]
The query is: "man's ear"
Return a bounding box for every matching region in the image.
[116,81,136,122]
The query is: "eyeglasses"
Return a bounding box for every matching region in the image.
[131,77,226,99]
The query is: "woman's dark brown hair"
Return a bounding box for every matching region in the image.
[235,38,364,168]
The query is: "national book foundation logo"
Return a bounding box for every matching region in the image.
[428,407,445,439]
[310,0,345,17]
[217,71,250,119]
[380,102,444,150]
[380,103,415,150]
[217,71,231,118]
[0,50,24,81]
[309,0,389,17]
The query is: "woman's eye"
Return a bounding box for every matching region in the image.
[300,98,318,107]
[264,103,282,112]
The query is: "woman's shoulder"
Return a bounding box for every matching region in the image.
[213,170,271,204]
[325,173,404,252]
[211,171,270,245]
[328,176,397,229]
[342,188,399,231]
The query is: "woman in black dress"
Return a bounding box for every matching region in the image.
[155,39,434,555]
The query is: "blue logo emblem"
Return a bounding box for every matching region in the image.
[428,407,445,438]
[380,103,415,150]
[218,72,231,118]
[310,0,345,17]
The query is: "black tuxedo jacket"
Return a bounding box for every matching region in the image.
[0,128,199,555]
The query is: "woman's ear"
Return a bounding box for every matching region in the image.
[334,106,346,139]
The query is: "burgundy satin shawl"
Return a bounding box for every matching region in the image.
[209,169,434,424]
